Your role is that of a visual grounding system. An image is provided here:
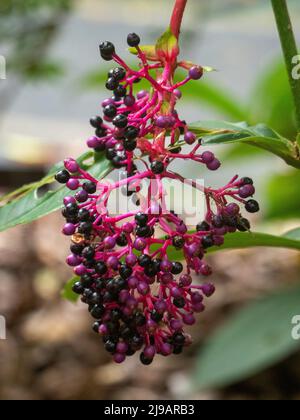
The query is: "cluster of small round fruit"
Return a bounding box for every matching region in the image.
[56,32,259,364]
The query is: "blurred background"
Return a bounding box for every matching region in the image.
[0,0,300,400]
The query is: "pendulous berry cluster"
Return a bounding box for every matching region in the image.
[56,32,260,365]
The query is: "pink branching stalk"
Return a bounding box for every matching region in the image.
[55,1,259,365]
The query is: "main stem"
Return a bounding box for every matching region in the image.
[170,0,188,40]
[271,0,300,134]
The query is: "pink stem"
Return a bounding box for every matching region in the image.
[170,0,188,39]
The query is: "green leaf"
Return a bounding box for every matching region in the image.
[194,284,300,389]
[248,59,297,139]
[155,27,179,62]
[284,227,300,240]
[297,133,300,148]
[128,45,159,61]
[189,120,300,169]
[61,276,80,302]
[265,170,300,220]
[208,231,300,253]
[180,81,247,122]
[0,152,112,232]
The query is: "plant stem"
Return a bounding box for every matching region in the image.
[271,0,300,134]
[170,0,188,39]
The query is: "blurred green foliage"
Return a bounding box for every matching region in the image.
[195,282,300,390]
[266,170,300,220]
[0,0,73,89]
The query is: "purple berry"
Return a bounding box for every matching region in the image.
[207,159,221,171]
[66,254,80,267]
[182,313,196,325]
[225,203,240,216]
[107,256,119,270]
[67,178,80,191]
[137,281,150,295]
[75,190,89,203]
[87,136,100,149]
[174,89,182,99]
[113,353,126,364]
[116,342,128,354]
[144,345,156,359]
[63,196,76,206]
[104,236,116,249]
[64,159,79,174]
[201,151,215,164]
[74,264,87,276]
[239,184,255,198]
[124,95,136,107]
[134,238,147,251]
[62,223,76,236]
[184,131,196,145]
[170,319,183,331]
[155,116,169,128]
[189,66,203,80]
[126,254,138,267]
[201,283,215,297]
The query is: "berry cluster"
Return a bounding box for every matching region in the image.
[56,32,259,365]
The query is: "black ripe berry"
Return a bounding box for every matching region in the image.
[72,282,84,295]
[95,127,106,138]
[78,208,91,222]
[245,199,260,213]
[114,85,127,98]
[113,114,128,128]
[70,243,84,255]
[82,246,95,260]
[138,254,152,267]
[95,262,108,276]
[241,177,253,186]
[172,235,185,249]
[83,181,97,194]
[103,104,117,118]
[78,221,93,235]
[106,77,119,91]
[237,218,251,232]
[196,221,210,232]
[90,304,105,319]
[124,139,137,152]
[173,297,186,308]
[90,116,103,128]
[99,41,115,60]
[127,33,141,47]
[125,126,139,140]
[55,170,70,184]
[112,67,126,81]
[140,353,153,365]
[171,262,183,275]
[202,235,214,249]
[135,212,148,227]
[119,264,133,280]
[65,203,78,216]
[151,161,164,175]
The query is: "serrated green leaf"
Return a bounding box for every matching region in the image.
[189,120,300,169]
[0,152,112,232]
[61,276,80,302]
[194,284,300,389]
